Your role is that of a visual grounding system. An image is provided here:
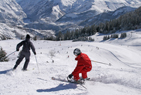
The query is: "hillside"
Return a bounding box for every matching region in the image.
[0,29,141,95]
[0,0,26,25]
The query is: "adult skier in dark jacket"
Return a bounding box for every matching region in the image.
[13,34,36,71]
[68,48,92,82]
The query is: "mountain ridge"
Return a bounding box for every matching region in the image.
[16,0,141,33]
[16,0,141,22]
[0,0,141,39]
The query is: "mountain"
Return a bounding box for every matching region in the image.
[0,0,27,39]
[16,0,141,32]
[0,0,141,39]
[79,6,136,26]
[17,0,141,22]
[0,0,56,40]
[0,0,26,25]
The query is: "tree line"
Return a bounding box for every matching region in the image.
[54,6,141,41]
[103,33,127,40]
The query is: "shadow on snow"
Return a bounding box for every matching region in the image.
[37,83,77,92]
[0,69,12,74]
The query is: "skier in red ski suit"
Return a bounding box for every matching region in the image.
[68,48,92,81]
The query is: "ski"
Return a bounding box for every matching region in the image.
[51,77,87,89]
[51,77,69,83]
[52,77,84,84]
[52,77,85,84]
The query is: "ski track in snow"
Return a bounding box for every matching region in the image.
[0,31,141,95]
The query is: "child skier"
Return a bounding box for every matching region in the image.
[68,48,92,83]
[13,34,36,71]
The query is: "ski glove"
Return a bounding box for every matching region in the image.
[68,74,73,79]
[34,52,36,55]
[16,49,19,51]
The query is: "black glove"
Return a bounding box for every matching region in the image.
[34,52,36,55]
[68,74,73,79]
[16,49,19,51]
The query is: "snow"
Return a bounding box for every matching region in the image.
[51,5,64,20]
[16,0,141,24]
[0,0,26,26]
[0,29,141,95]
[0,23,28,39]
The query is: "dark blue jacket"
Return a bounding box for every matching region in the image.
[16,39,36,54]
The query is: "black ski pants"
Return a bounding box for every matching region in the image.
[15,51,30,70]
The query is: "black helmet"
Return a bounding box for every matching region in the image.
[73,48,81,55]
[26,34,30,40]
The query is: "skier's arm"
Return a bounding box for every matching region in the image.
[75,55,81,60]
[16,41,24,51]
[72,64,84,75]
[75,57,78,60]
[30,42,36,55]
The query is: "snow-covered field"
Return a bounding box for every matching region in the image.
[0,29,141,95]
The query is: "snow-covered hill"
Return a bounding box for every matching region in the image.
[0,0,27,39]
[0,0,56,39]
[0,29,141,95]
[0,0,26,25]
[0,23,55,40]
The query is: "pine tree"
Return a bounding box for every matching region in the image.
[120,33,127,38]
[64,31,71,40]
[56,31,64,41]
[0,48,8,62]
[33,36,37,41]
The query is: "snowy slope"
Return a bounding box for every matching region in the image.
[0,23,55,40]
[0,29,141,95]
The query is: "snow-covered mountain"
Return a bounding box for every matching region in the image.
[0,0,27,39]
[0,0,141,39]
[79,6,136,26]
[0,0,26,25]
[16,0,141,32]
[0,0,56,39]
[17,0,141,23]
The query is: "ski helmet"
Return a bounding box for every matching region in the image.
[73,48,81,55]
[26,34,30,40]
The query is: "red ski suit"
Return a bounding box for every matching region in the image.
[72,53,92,80]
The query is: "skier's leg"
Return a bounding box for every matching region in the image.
[23,52,30,70]
[82,71,88,79]
[13,53,24,69]
[72,66,85,81]
[81,67,92,79]
[73,73,80,81]
[23,59,30,70]
[73,67,84,81]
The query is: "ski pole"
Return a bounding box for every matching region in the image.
[35,55,40,73]
[0,51,16,61]
[91,60,112,66]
